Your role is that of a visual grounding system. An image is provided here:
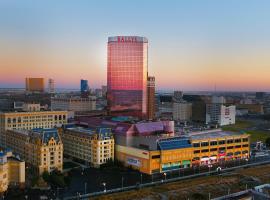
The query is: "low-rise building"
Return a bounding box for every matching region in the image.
[115,128,250,174]
[0,150,25,193]
[51,97,96,112]
[237,104,264,114]
[5,128,63,175]
[0,111,68,147]
[61,126,114,167]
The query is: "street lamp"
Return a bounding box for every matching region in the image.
[102,182,106,192]
[84,182,87,194]
[163,172,167,181]
[140,173,143,184]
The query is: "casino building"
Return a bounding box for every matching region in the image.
[107,36,154,119]
[114,121,250,174]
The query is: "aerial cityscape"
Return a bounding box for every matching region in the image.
[0,1,270,200]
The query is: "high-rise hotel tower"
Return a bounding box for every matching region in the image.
[107,36,150,119]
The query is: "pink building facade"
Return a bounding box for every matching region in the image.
[107,36,148,119]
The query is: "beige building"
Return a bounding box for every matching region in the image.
[61,126,114,167]
[173,102,192,121]
[51,97,96,112]
[25,78,45,93]
[6,128,63,175]
[0,111,68,147]
[0,150,25,193]
[22,103,41,112]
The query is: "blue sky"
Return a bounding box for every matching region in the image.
[0,0,270,91]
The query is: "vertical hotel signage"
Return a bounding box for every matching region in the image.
[117,36,138,43]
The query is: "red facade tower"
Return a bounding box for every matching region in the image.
[107,36,148,119]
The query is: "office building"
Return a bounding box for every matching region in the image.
[256,92,266,99]
[183,95,209,123]
[61,126,114,167]
[0,111,68,147]
[173,102,192,121]
[206,96,236,126]
[80,79,90,97]
[107,36,148,119]
[101,85,107,97]
[157,95,173,119]
[115,129,250,174]
[51,96,96,112]
[48,78,55,94]
[147,76,155,120]
[6,128,63,175]
[25,78,45,93]
[0,150,25,193]
[172,91,192,121]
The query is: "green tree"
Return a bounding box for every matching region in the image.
[265,137,270,147]
[42,171,50,182]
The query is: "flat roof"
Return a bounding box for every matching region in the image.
[67,127,95,135]
[190,131,246,140]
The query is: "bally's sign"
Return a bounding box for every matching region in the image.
[108,36,147,43]
[127,157,141,167]
[118,36,137,43]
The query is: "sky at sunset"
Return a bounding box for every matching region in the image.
[0,0,270,91]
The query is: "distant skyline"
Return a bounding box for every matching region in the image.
[0,0,270,91]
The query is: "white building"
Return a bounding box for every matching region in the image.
[206,96,236,126]
[51,96,96,112]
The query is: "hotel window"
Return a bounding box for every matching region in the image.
[152,155,160,159]
[227,139,234,144]
[194,150,200,154]
[242,144,249,148]
[242,138,249,142]
[219,147,226,151]
[242,150,248,154]
[201,149,209,153]
[201,142,209,147]
[218,140,225,145]
[234,138,241,143]
[193,143,200,147]
[210,141,217,146]
[210,148,217,152]
[227,146,234,149]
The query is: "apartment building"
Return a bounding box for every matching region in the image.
[61,126,114,167]
[0,111,68,147]
[5,128,63,175]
